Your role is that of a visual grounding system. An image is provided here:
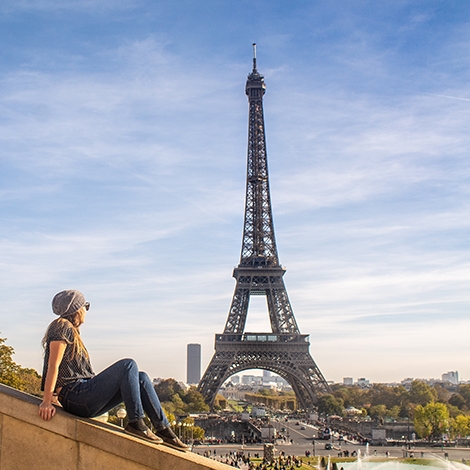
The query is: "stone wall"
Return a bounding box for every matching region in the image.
[0,383,230,470]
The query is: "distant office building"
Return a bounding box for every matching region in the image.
[343,377,354,386]
[231,375,240,384]
[442,371,459,385]
[241,375,262,385]
[263,370,271,378]
[242,375,255,385]
[357,377,370,387]
[187,343,201,385]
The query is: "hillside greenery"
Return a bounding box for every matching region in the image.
[324,381,470,440]
[0,335,42,396]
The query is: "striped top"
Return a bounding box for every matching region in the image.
[41,319,94,391]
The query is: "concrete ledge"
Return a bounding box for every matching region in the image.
[0,383,230,470]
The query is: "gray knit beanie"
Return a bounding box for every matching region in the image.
[52,289,87,317]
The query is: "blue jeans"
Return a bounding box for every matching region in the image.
[58,358,169,431]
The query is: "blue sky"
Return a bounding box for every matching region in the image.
[1,1,469,385]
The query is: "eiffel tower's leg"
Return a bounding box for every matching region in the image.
[222,286,250,334]
[198,348,236,408]
[266,282,299,334]
[288,356,331,409]
[198,285,250,406]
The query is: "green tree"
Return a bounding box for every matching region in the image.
[156,379,209,416]
[192,425,205,440]
[434,384,451,404]
[171,393,186,415]
[184,387,210,413]
[0,336,42,395]
[0,336,22,389]
[369,404,387,421]
[449,393,466,410]
[386,405,400,420]
[317,394,344,416]
[367,384,404,408]
[154,378,183,402]
[450,414,470,439]
[413,402,449,440]
[446,403,463,419]
[16,367,42,396]
[458,385,470,409]
[409,380,437,406]
[331,385,366,408]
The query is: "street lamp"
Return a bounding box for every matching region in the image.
[116,408,127,427]
[185,423,194,445]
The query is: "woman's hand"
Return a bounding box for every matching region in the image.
[38,400,56,421]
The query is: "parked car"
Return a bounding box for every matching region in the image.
[325,443,332,450]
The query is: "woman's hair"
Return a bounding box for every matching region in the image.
[42,306,89,359]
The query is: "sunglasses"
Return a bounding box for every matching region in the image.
[85,302,90,311]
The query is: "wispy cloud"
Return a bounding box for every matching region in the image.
[428,93,470,103]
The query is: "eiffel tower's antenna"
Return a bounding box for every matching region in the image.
[252,43,257,72]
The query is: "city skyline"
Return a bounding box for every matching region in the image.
[1,2,469,385]
[219,370,464,386]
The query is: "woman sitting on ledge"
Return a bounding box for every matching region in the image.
[38,289,188,450]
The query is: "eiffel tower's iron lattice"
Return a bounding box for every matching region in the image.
[198,46,330,410]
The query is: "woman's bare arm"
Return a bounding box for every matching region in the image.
[38,341,66,421]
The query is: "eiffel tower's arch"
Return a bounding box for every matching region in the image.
[198,46,330,411]
[198,333,329,410]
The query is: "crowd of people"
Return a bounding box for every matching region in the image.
[196,449,306,469]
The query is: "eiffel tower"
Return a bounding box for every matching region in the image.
[198,45,330,410]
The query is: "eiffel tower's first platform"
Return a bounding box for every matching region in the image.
[198,46,330,410]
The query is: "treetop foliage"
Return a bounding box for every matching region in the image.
[154,378,209,416]
[330,380,453,414]
[328,379,470,440]
[0,335,41,396]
